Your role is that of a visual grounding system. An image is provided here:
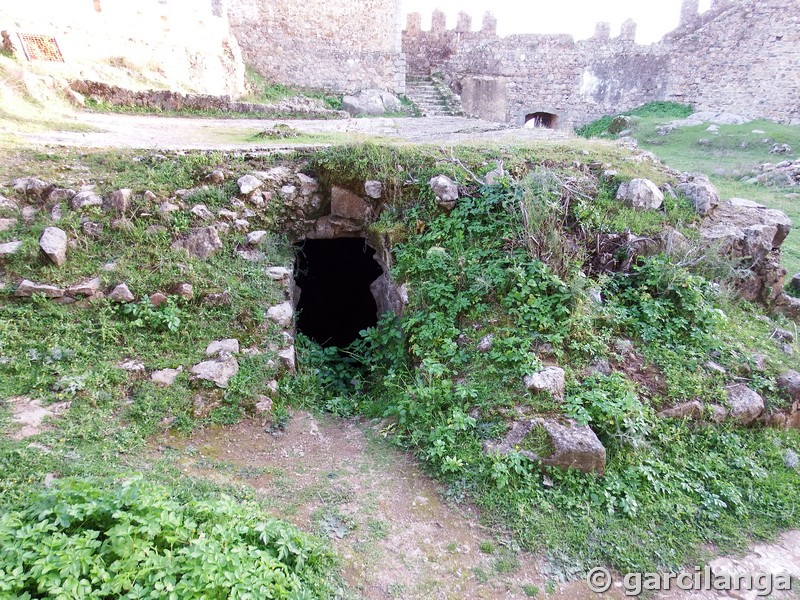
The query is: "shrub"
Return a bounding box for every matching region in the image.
[0,477,334,599]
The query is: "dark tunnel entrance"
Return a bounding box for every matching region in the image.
[294,238,384,348]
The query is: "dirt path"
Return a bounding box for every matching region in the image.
[154,411,603,599]
[152,411,800,599]
[18,112,572,150]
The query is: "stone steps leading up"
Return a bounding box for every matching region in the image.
[405,75,464,118]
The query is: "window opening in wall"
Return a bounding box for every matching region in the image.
[524,112,559,129]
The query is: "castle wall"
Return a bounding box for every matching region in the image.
[663,0,800,124]
[404,0,800,127]
[1,0,245,96]
[228,0,406,94]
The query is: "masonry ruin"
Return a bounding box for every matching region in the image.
[1,0,798,127]
[402,0,800,129]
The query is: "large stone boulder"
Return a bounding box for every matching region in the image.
[172,226,223,259]
[726,384,765,425]
[237,175,263,195]
[777,371,800,402]
[485,418,606,475]
[702,198,792,250]
[677,173,720,215]
[39,227,68,267]
[616,178,664,210]
[341,89,404,116]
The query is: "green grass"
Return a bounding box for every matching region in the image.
[243,65,343,111]
[578,106,800,277]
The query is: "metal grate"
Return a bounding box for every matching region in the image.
[18,34,64,62]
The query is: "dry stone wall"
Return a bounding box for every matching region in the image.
[403,0,800,128]
[228,0,406,94]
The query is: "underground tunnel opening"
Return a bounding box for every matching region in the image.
[293,238,385,348]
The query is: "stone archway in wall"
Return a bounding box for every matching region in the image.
[286,184,407,348]
[524,111,559,129]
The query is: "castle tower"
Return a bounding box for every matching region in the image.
[593,22,611,40]
[431,9,446,33]
[680,0,700,26]
[456,11,472,33]
[619,19,637,42]
[481,12,497,36]
[405,12,421,34]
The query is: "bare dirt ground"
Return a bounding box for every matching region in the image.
[16,112,572,150]
[152,411,800,600]
[153,411,608,600]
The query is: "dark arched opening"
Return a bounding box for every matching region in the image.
[524,112,559,129]
[294,238,384,347]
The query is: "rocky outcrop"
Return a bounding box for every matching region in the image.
[486,418,606,475]
[677,173,719,215]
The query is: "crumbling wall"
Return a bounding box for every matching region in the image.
[228,0,406,94]
[1,0,245,96]
[404,0,800,127]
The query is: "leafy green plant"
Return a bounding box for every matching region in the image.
[118,297,182,332]
[0,477,334,599]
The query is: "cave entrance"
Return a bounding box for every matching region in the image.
[294,238,384,348]
[524,112,559,129]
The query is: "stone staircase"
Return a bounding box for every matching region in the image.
[405,75,464,117]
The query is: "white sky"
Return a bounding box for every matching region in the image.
[402,0,714,44]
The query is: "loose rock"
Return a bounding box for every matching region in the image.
[66,277,101,297]
[616,178,664,210]
[429,175,459,210]
[175,283,194,300]
[677,173,720,215]
[0,240,23,262]
[477,334,494,353]
[364,180,383,199]
[247,230,268,246]
[191,357,239,388]
[172,226,223,259]
[278,346,296,372]
[726,384,765,425]
[237,175,263,195]
[267,266,292,281]
[151,368,183,387]
[486,418,606,475]
[12,177,51,199]
[105,189,132,213]
[15,280,64,298]
[0,218,17,232]
[109,283,135,303]
[658,400,704,420]
[70,191,103,210]
[777,371,800,402]
[524,366,566,399]
[206,338,240,357]
[39,227,68,267]
[149,292,168,307]
[191,204,214,221]
[267,302,294,328]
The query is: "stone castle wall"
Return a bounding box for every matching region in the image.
[403,0,800,128]
[228,0,406,94]
[1,0,245,96]
[663,0,800,124]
